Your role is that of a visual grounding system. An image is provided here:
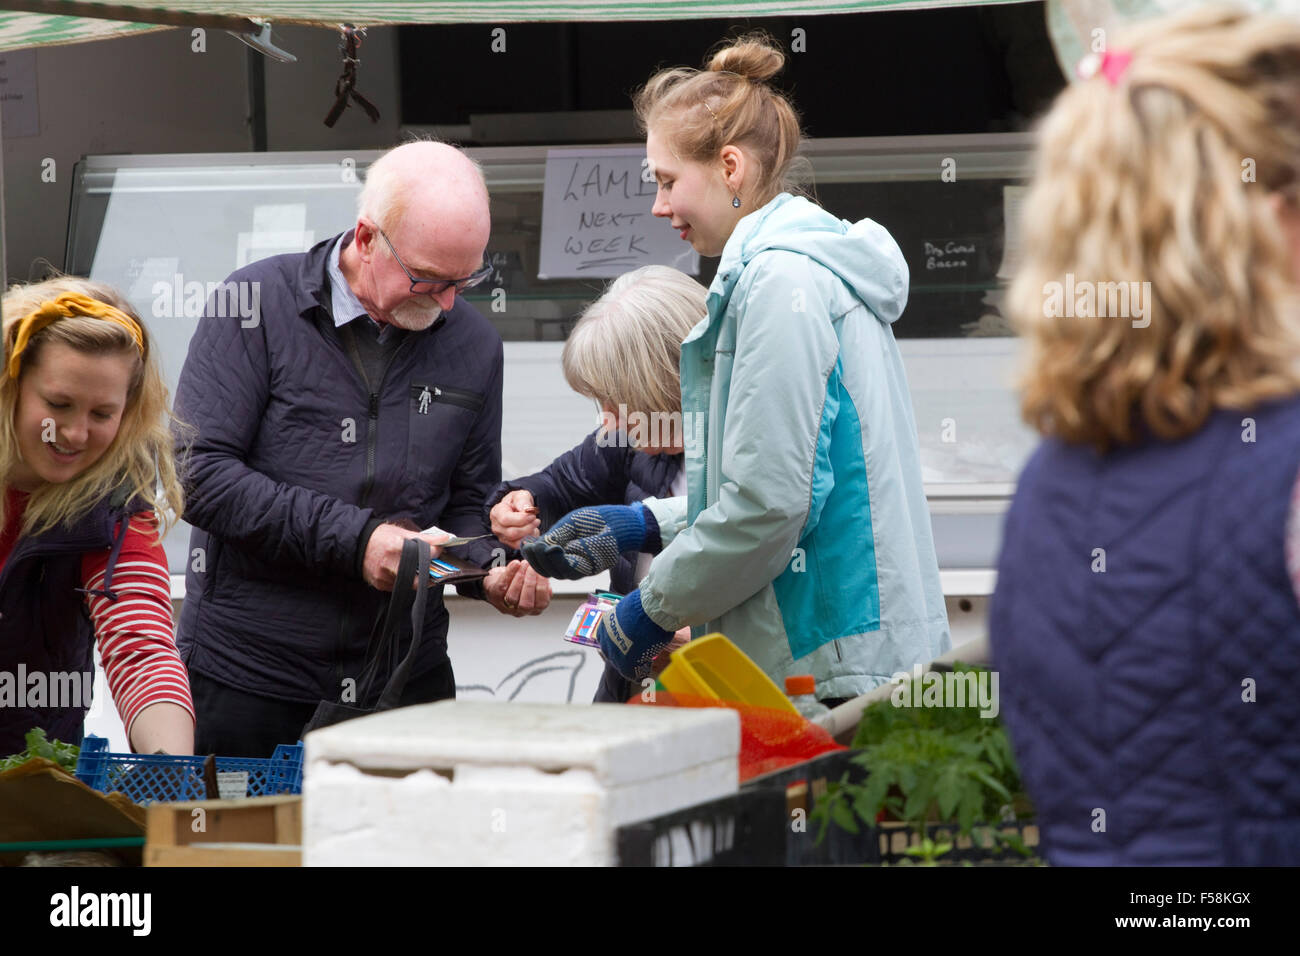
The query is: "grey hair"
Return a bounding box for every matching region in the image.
[562,265,708,420]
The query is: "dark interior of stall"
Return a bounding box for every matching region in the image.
[398,3,1065,139]
[393,4,1065,339]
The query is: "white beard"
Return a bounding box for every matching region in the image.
[389,297,443,331]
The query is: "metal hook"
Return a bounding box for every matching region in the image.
[228,19,296,64]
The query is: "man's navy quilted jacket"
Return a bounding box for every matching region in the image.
[991,398,1300,865]
[175,232,503,704]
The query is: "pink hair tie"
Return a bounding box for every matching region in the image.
[1077,48,1133,86]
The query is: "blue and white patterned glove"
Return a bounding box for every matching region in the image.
[596,589,674,682]
[521,503,657,580]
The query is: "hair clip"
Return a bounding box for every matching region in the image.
[1077,48,1133,86]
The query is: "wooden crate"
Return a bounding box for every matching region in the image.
[145,795,300,867]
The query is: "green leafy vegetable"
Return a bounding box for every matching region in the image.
[810,663,1036,864]
[0,728,81,774]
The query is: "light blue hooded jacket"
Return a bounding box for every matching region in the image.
[639,193,950,699]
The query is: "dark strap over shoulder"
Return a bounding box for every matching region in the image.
[73,481,154,602]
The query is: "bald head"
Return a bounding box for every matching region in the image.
[359,140,491,261]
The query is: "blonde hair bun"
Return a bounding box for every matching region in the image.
[635,32,804,207]
[707,37,785,84]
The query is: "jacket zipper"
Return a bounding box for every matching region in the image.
[360,393,380,506]
[337,323,415,690]
[341,329,416,508]
[426,384,485,412]
[337,327,376,692]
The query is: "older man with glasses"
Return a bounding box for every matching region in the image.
[174,140,551,758]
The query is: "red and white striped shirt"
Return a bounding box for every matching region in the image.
[0,489,194,742]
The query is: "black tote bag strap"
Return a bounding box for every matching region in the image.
[373,536,432,712]
[349,536,428,705]
[302,538,434,736]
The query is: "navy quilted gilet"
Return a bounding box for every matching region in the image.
[0,495,142,754]
[991,398,1300,865]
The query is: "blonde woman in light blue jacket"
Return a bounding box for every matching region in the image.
[525,35,950,703]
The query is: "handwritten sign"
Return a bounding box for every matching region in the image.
[0,50,39,139]
[486,250,522,291]
[922,238,977,273]
[539,148,699,279]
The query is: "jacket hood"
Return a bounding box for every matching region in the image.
[715,193,910,325]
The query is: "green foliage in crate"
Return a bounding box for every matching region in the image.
[0,728,80,774]
[811,663,1034,864]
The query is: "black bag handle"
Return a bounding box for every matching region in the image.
[353,537,431,710]
[375,537,431,711]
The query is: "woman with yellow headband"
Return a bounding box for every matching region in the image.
[0,276,193,757]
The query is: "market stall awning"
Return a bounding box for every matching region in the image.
[0,0,1033,52]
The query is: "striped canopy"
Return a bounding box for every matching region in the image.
[0,0,1030,53]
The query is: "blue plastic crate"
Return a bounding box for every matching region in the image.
[74,735,304,804]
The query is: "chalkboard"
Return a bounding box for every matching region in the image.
[538,148,699,279]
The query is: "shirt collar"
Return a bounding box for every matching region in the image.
[327,231,377,330]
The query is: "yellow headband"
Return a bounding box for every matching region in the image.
[7,292,144,380]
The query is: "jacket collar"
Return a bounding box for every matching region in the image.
[710,193,798,300]
[685,193,797,348]
[293,230,343,318]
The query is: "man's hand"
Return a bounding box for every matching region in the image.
[521,503,651,580]
[484,559,552,616]
[490,489,541,548]
[363,522,445,591]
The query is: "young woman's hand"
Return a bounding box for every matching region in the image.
[594,589,674,680]
[651,627,692,677]
[522,503,654,579]
[490,490,540,548]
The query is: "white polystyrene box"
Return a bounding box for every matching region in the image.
[303,701,739,866]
